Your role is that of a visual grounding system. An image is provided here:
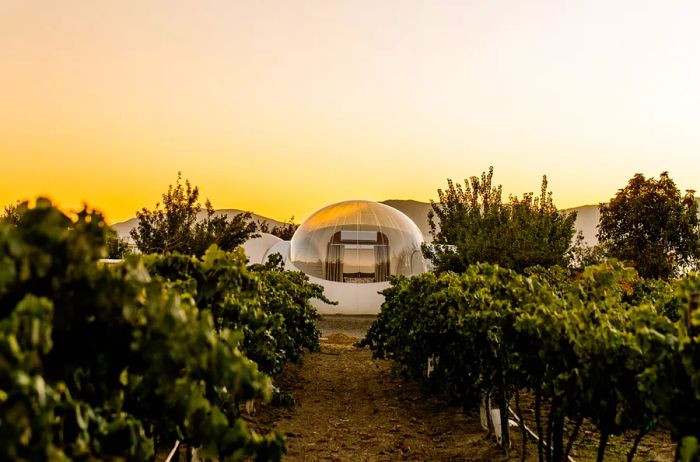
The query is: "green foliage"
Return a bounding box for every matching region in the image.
[190,203,258,257]
[598,172,700,279]
[130,173,257,256]
[257,217,299,240]
[425,167,577,273]
[106,231,132,259]
[567,232,609,271]
[0,198,285,460]
[363,260,700,461]
[249,254,332,365]
[679,437,700,462]
[651,276,700,461]
[0,201,21,225]
[143,249,328,376]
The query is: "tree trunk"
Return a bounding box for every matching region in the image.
[626,428,648,462]
[485,392,493,436]
[545,402,555,462]
[494,363,510,453]
[564,415,584,459]
[596,431,609,462]
[551,405,565,462]
[536,387,545,462]
[515,390,528,462]
[497,388,511,453]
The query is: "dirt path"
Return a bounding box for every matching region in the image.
[251,336,676,462]
[316,315,376,340]
[249,319,675,462]
[254,334,514,462]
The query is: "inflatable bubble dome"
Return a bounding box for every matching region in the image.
[290,200,425,283]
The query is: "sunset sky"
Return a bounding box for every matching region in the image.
[1,0,699,224]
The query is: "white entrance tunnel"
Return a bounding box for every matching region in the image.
[241,232,282,265]
[244,200,428,315]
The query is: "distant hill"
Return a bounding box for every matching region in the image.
[112,209,285,243]
[380,199,433,241]
[384,200,609,247]
[382,199,601,245]
[562,197,700,246]
[112,203,436,244]
[562,204,601,246]
[113,198,699,247]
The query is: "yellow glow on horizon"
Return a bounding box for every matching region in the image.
[2,1,699,224]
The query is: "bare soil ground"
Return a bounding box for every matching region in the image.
[513,394,675,462]
[252,334,526,461]
[316,315,376,340]
[250,332,676,462]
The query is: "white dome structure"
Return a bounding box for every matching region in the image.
[243,200,428,314]
[290,200,425,283]
[241,232,282,264]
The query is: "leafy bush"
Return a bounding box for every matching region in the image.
[598,171,700,279]
[143,250,329,376]
[0,199,284,460]
[130,173,257,256]
[363,260,700,462]
[424,167,577,273]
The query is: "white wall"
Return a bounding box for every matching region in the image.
[245,240,389,315]
[306,278,388,315]
[241,233,283,264]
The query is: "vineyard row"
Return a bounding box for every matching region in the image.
[361,262,700,462]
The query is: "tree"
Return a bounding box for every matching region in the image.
[0,201,20,225]
[106,231,132,258]
[0,198,284,460]
[424,167,577,273]
[568,233,610,271]
[598,172,700,279]
[257,216,299,240]
[130,173,257,255]
[190,200,257,256]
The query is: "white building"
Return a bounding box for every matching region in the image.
[242,200,428,315]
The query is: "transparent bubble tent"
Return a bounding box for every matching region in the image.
[241,200,428,314]
[290,200,426,283]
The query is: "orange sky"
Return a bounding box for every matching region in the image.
[1,1,699,224]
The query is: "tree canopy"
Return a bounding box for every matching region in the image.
[598,171,700,279]
[106,231,132,259]
[0,201,20,225]
[130,173,257,256]
[424,167,577,273]
[257,217,299,240]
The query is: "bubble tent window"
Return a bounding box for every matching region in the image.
[290,200,425,283]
